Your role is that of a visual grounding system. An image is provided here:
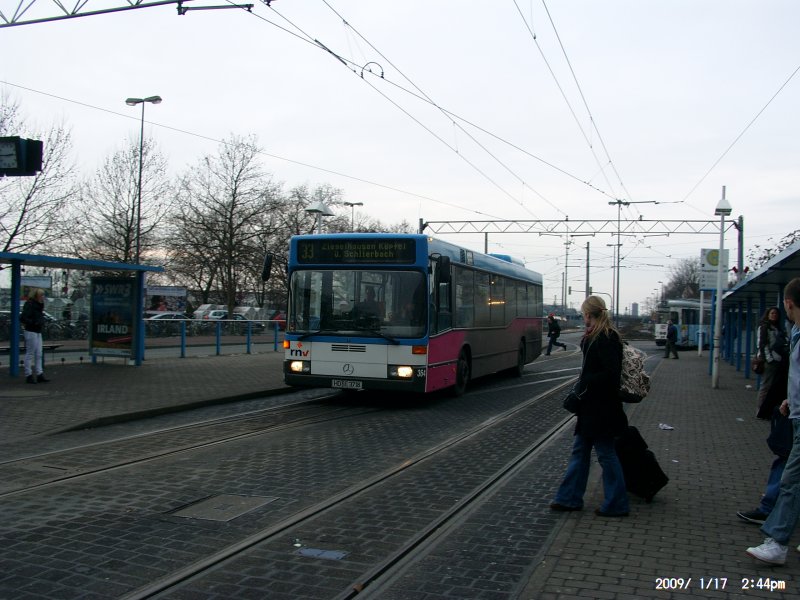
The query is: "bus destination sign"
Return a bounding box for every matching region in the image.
[297,238,417,264]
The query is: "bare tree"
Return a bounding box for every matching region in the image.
[72,137,171,263]
[748,229,800,270]
[0,94,78,253]
[665,257,701,299]
[170,134,280,316]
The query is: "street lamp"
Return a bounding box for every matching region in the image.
[343,201,363,232]
[125,95,162,264]
[305,201,334,234]
[711,186,732,389]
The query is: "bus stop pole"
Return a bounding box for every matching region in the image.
[134,271,145,366]
[9,260,21,377]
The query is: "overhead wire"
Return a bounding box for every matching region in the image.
[539,0,635,206]
[316,0,557,219]
[680,61,800,206]
[0,80,506,219]
[251,0,625,209]
[511,0,622,204]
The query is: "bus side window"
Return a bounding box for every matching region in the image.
[438,282,452,330]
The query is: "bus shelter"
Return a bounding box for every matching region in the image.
[717,239,800,378]
[1,252,163,377]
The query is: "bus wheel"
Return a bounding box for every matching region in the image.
[511,341,526,377]
[452,350,470,396]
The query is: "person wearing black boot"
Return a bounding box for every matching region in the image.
[21,288,50,384]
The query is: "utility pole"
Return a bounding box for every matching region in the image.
[608,200,629,325]
[585,242,591,298]
[733,215,745,282]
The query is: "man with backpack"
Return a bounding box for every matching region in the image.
[546,313,567,355]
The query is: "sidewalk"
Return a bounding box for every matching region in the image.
[2,345,797,597]
[0,349,289,441]
[523,351,800,599]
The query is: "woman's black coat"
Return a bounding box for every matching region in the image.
[574,329,627,439]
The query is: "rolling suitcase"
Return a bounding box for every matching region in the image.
[615,426,669,503]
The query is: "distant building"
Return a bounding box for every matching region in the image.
[631,302,639,318]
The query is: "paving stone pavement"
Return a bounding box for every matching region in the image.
[521,351,800,599]
[1,344,797,598]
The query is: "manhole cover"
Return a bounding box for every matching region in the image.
[172,494,277,522]
[295,548,348,560]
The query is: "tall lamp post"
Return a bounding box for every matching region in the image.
[343,201,363,232]
[711,186,732,389]
[125,95,162,264]
[305,201,334,234]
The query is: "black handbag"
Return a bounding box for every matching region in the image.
[563,383,583,413]
[767,407,793,459]
[751,356,765,375]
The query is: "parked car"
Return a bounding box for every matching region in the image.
[221,312,266,333]
[203,310,228,321]
[145,312,193,336]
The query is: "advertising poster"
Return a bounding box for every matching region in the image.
[145,285,187,313]
[21,275,52,301]
[90,277,135,357]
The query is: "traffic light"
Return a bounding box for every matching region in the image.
[0,136,44,177]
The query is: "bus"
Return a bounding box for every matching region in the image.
[280,233,544,395]
[653,298,711,349]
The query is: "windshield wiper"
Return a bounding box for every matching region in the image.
[297,328,399,344]
[297,329,340,340]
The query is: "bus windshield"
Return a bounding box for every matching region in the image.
[288,269,427,339]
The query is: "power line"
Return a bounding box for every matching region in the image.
[0,79,506,219]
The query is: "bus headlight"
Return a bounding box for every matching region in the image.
[389,365,414,378]
[289,360,310,373]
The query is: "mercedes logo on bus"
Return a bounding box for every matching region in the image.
[342,364,354,375]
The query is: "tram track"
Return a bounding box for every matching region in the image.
[120,378,575,599]
[0,395,379,498]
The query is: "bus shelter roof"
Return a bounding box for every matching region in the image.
[722,239,800,309]
[0,252,163,273]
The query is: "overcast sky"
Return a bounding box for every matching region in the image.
[2,0,798,312]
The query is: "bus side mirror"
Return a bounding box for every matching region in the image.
[261,254,273,282]
[437,255,451,284]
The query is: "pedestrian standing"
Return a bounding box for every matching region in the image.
[21,288,50,384]
[550,295,629,517]
[746,277,800,565]
[664,319,679,359]
[756,306,790,419]
[545,313,568,355]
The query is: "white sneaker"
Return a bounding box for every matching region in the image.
[747,538,787,565]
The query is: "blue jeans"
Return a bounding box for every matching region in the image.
[554,433,629,514]
[761,419,800,544]
[547,337,566,354]
[758,456,788,514]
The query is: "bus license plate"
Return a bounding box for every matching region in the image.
[332,379,362,389]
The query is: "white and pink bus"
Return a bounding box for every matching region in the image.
[282,233,543,395]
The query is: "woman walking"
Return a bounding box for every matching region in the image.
[756,307,789,419]
[550,295,629,517]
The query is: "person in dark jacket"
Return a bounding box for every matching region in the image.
[545,313,567,355]
[664,320,679,359]
[756,307,789,419]
[551,295,629,517]
[21,288,50,384]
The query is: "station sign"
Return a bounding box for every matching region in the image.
[699,248,729,291]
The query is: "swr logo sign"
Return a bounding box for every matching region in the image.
[290,348,310,357]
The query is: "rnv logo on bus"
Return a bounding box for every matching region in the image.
[289,348,310,357]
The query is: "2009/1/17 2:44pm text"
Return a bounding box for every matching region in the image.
[654,577,788,592]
